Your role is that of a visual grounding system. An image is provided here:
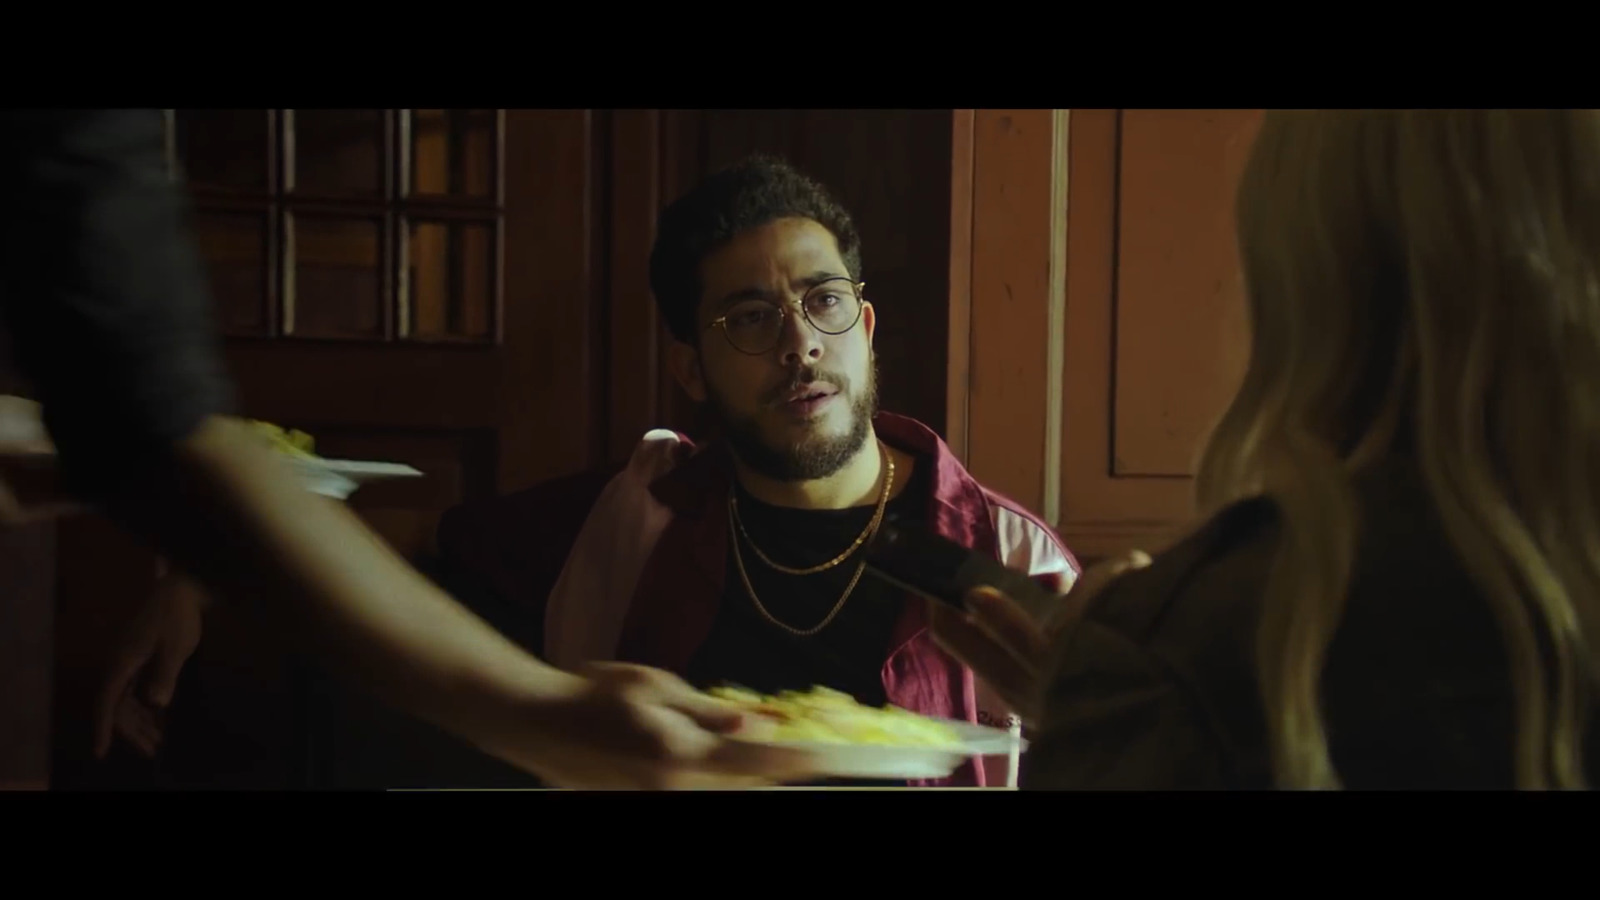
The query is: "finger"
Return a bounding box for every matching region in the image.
[612,703,810,788]
[139,721,164,758]
[700,738,823,784]
[926,605,1036,710]
[139,702,166,754]
[114,701,160,759]
[930,629,1038,722]
[925,597,978,639]
[668,694,750,734]
[621,665,750,734]
[94,658,143,759]
[965,587,1052,662]
[141,640,192,709]
[1072,550,1153,603]
[126,702,158,754]
[639,700,823,785]
[942,593,1045,677]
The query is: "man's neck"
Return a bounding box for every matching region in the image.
[733,431,885,511]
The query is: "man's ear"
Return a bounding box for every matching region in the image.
[862,300,876,345]
[666,340,707,404]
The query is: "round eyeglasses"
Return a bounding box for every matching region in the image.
[704,278,866,356]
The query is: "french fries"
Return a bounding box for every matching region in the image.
[247,419,316,459]
[710,685,965,749]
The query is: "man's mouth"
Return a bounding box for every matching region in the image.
[783,386,836,404]
[776,383,840,417]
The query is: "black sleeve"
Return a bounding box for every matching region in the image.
[0,109,234,502]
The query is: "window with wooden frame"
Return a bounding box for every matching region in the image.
[165,109,505,344]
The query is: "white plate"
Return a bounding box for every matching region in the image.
[733,718,1027,781]
[287,457,424,500]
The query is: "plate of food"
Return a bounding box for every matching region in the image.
[248,420,423,500]
[711,685,1025,781]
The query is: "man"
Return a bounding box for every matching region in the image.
[0,109,817,790]
[437,156,1081,787]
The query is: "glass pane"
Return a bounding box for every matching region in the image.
[410,109,496,198]
[175,109,270,190]
[288,214,385,339]
[405,220,495,340]
[192,210,270,335]
[292,109,384,196]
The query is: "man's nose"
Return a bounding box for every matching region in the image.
[774,304,824,366]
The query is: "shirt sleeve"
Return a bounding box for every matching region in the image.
[0,109,235,501]
[1020,615,1229,790]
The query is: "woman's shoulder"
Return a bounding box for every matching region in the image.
[1080,495,1282,644]
[1081,458,1448,647]
[1025,498,1282,789]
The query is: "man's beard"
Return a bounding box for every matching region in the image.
[707,358,878,482]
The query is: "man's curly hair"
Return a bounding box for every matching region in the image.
[648,155,862,345]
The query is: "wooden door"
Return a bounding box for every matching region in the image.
[956,109,1261,562]
[51,109,610,789]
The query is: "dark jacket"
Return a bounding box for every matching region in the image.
[436,413,1081,787]
[1022,457,1600,790]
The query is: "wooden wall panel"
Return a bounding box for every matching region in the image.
[1111,110,1258,477]
[964,109,1063,522]
[962,108,1262,563]
[1057,109,1260,560]
[945,110,975,464]
[606,110,664,462]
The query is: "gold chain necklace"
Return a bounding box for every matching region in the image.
[730,440,894,575]
[727,442,896,637]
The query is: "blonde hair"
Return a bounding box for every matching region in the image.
[1197,110,1600,789]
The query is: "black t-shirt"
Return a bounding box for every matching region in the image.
[0,109,234,502]
[686,456,931,707]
